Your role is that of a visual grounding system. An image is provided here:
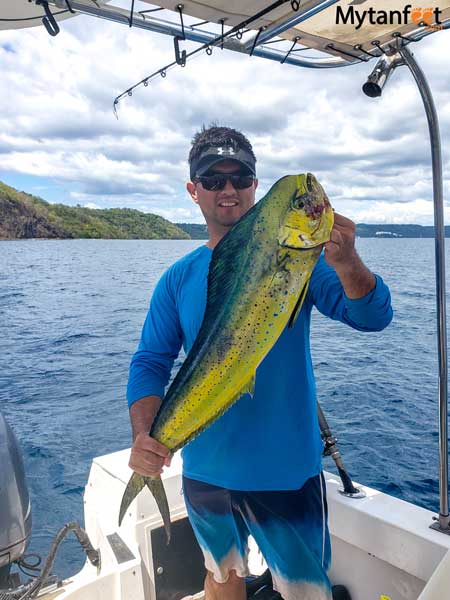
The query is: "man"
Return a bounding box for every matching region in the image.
[127,125,393,600]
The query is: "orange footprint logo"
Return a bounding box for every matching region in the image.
[411,6,441,29]
[411,7,424,24]
[422,7,434,24]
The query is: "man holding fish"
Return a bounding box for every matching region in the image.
[126,125,393,600]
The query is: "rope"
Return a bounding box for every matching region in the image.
[0,523,100,600]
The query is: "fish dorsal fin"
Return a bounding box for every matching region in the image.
[288,278,311,329]
[160,204,260,407]
[205,205,259,317]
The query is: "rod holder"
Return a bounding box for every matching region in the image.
[362,53,403,97]
[317,402,365,499]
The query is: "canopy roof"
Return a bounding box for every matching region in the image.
[0,1,77,30]
[1,1,449,65]
[140,0,450,56]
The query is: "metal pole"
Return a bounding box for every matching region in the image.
[399,46,450,533]
[50,0,349,69]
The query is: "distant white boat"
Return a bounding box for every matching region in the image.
[375,231,403,238]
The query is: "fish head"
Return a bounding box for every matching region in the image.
[278,173,334,250]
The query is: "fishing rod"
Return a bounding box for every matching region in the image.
[113,0,301,112]
[317,402,364,498]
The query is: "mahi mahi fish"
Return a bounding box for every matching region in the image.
[119,173,334,541]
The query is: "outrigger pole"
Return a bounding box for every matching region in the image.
[400,47,450,536]
[363,45,450,535]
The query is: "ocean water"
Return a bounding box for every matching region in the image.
[0,238,447,579]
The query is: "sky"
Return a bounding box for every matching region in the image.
[1,2,450,224]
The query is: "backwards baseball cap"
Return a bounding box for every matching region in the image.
[190,143,256,181]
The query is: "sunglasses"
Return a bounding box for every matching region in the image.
[194,173,255,191]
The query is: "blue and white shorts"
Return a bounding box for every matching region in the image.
[183,473,332,600]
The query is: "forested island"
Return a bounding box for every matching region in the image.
[1,180,447,240]
[0,181,189,240]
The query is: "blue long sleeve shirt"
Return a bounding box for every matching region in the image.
[127,245,393,490]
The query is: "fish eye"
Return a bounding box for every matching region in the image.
[293,192,309,210]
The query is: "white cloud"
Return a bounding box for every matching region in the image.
[353,199,450,225]
[0,2,450,223]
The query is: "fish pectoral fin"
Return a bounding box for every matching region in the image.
[240,373,256,398]
[119,471,145,526]
[288,279,310,329]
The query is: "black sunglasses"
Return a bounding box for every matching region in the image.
[194,173,255,191]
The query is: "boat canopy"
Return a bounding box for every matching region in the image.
[138,0,450,57]
[0,0,78,31]
[2,1,450,64]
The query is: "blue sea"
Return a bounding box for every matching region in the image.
[0,238,447,579]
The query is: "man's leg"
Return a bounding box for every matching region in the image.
[237,473,332,600]
[182,477,250,597]
[204,569,246,600]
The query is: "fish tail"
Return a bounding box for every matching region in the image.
[145,475,171,544]
[118,471,145,526]
[118,472,172,543]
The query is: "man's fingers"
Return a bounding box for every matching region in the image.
[331,222,350,233]
[135,433,171,458]
[324,241,339,254]
[129,450,165,476]
[130,446,165,466]
[132,449,165,468]
[329,229,343,245]
[333,212,355,229]
[128,433,172,478]
[128,452,171,477]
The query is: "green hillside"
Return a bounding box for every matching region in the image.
[0,181,189,240]
[2,180,447,241]
[176,223,209,239]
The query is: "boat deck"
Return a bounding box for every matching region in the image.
[39,448,450,600]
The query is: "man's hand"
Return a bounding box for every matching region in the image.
[129,433,171,477]
[324,212,376,299]
[129,395,171,477]
[324,212,358,270]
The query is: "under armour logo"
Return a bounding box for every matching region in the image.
[216,146,236,156]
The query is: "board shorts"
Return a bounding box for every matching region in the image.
[182,473,332,600]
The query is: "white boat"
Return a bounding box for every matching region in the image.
[3,425,450,599]
[1,2,450,599]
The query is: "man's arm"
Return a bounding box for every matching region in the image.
[310,212,393,331]
[130,395,162,441]
[127,268,182,476]
[129,395,171,477]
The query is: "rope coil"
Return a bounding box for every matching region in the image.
[0,523,100,600]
